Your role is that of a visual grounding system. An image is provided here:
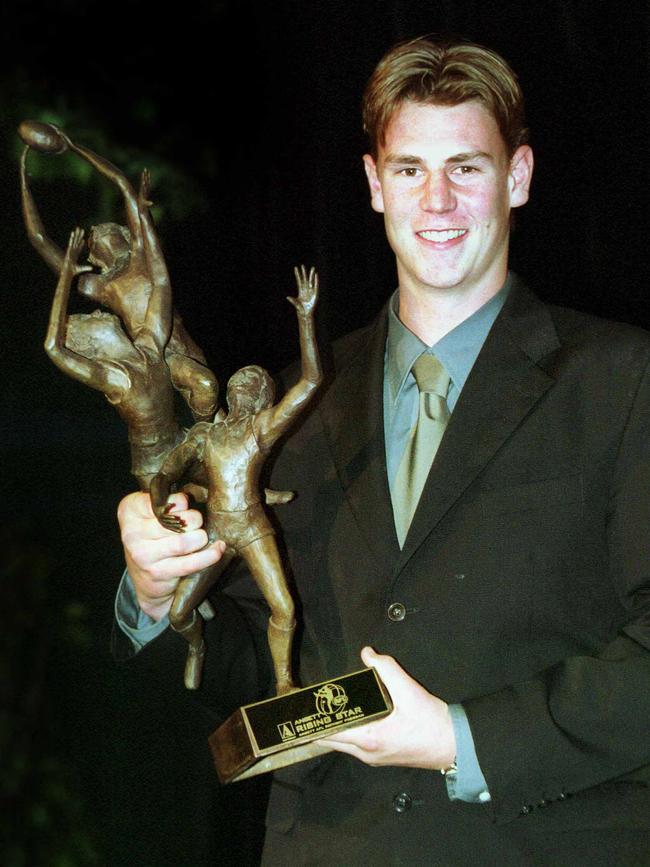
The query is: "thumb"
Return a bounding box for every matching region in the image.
[360,646,412,699]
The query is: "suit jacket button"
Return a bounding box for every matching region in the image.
[393,792,412,813]
[387,602,406,622]
[520,805,532,815]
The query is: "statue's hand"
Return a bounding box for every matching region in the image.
[287,265,318,317]
[64,227,92,275]
[139,167,153,209]
[155,500,187,533]
[65,227,86,267]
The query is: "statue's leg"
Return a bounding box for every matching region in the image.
[169,548,236,689]
[240,537,296,695]
[166,352,218,422]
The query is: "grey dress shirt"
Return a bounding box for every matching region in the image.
[383,277,511,803]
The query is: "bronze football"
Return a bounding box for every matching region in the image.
[18,120,68,154]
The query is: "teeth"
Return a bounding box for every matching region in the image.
[418,229,466,242]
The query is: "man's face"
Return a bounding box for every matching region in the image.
[363,100,533,304]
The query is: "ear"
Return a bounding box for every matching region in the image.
[508,145,534,209]
[362,154,385,214]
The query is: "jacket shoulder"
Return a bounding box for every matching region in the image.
[546,304,650,377]
[549,303,650,348]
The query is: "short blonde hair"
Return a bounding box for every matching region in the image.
[362,38,528,157]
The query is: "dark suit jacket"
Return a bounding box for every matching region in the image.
[119,277,650,865]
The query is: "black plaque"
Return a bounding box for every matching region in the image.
[209,667,393,784]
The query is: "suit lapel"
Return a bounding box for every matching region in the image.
[318,308,401,577]
[399,280,561,568]
[316,282,562,585]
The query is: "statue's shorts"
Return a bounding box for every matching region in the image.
[208,502,275,551]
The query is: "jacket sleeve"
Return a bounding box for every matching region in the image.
[111,561,273,721]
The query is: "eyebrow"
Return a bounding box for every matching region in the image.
[448,150,494,165]
[383,150,495,167]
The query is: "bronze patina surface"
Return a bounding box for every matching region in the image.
[20,123,323,692]
[20,121,217,489]
[150,267,322,691]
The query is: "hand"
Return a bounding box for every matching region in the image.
[118,491,225,620]
[154,499,187,533]
[287,265,318,317]
[65,227,86,266]
[320,647,457,770]
[63,226,92,276]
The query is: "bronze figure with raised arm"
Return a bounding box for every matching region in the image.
[149,266,322,692]
[44,223,183,489]
[20,120,218,423]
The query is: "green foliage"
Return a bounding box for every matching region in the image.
[12,99,209,226]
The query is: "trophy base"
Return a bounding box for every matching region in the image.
[209,667,393,784]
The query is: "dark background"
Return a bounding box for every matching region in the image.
[1,1,648,864]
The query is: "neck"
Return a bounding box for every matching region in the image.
[398,278,505,346]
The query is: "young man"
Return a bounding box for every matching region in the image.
[115,39,650,865]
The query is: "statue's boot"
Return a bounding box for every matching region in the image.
[268,617,297,695]
[170,608,206,690]
[198,599,215,620]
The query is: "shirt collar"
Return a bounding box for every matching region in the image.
[385,274,512,406]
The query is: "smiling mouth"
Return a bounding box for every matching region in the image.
[417,229,467,243]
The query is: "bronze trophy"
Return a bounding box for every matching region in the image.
[20,121,392,784]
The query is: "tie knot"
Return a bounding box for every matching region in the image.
[412,354,450,397]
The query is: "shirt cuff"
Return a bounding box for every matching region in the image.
[114,569,169,652]
[445,703,491,804]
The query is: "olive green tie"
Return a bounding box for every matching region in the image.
[393,354,450,547]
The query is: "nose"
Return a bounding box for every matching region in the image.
[420,170,455,213]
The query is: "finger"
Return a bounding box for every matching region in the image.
[122,508,201,545]
[360,646,409,698]
[117,491,158,521]
[322,739,369,762]
[160,519,185,533]
[131,527,212,564]
[321,729,368,748]
[147,539,226,581]
[161,492,190,514]
[361,645,379,667]
[118,492,190,530]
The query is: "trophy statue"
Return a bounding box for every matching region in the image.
[19,121,217,489]
[20,121,392,784]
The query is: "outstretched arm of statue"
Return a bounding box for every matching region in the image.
[135,168,174,353]
[150,439,204,532]
[256,265,323,449]
[58,130,145,261]
[20,147,91,278]
[44,228,125,401]
[20,146,63,274]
